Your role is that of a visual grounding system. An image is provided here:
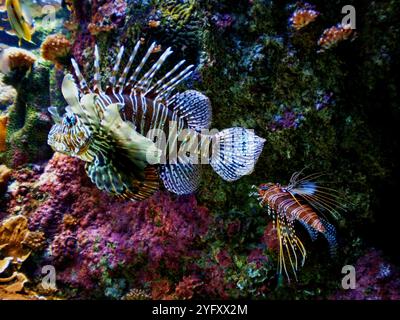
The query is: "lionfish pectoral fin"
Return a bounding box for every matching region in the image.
[160,163,200,195]
[86,156,159,201]
[100,103,162,169]
[62,74,81,109]
[48,107,62,124]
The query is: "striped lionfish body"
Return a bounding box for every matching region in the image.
[251,171,345,281]
[47,41,265,201]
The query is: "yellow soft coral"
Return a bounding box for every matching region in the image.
[0,215,31,263]
[0,115,8,152]
[0,164,12,193]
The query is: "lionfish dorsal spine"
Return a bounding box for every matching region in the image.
[93,45,102,92]
[136,47,174,91]
[117,40,141,90]
[71,58,91,94]
[128,42,157,86]
[155,64,194,101]
[145,59,185,95]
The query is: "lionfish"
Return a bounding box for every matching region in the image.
[250,170,346,281]
[47,41,265,201]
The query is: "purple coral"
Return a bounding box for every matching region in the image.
[211,13,234,29]
[269,108,304,131]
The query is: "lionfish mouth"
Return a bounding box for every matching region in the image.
[48,124,92,160]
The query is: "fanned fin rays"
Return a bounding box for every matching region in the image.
[70,40,195,106]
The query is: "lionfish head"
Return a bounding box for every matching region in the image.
[47,107,92,161]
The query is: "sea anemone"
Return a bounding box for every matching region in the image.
[0,48,36,75]
[289,8,319,30]
[41,34,72,69]
[318,23,354,51]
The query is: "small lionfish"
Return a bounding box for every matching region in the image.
[47,41,265,201]
[0,0,35,46]
[250,170,346,281]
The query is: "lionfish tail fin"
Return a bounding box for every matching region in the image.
[210,128,265,181]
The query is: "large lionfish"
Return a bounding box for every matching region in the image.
[250,170,346,281]
[47,40,265,201]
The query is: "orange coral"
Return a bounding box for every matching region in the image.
[148,20,161,28]
[318,23,354,51]
[0,48,36,74]
[22,231,46,251]
[41,34,72,69]
[62,214,78,229]
[0,164,12,193]
[0,115,7,152]
[290,9,319,30]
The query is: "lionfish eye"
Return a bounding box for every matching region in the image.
[260,185,269,191]
[63,114,77,127]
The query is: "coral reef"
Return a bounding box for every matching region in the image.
[332,249,400,300]
[0,0,399,301]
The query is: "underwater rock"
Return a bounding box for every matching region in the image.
[41,34,72,69]
[0,74,17,110]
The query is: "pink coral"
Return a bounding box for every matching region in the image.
[331,249,400,300]
[20,153,211,295]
